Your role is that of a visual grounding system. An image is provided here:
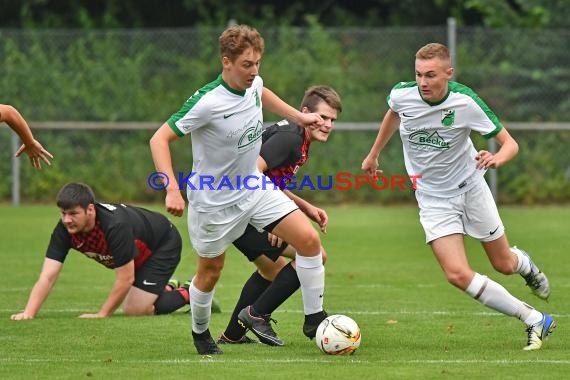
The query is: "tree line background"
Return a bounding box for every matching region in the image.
[1,0,569,204]
[2,0,569,29]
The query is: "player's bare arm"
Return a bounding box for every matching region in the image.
[284,190,328,233]
[1,104,53,169]
[80,260,135,318]
[475,128,519,169]
[149,123,186,217]
[15,140,54,169]
[257,156,328,232]
[362,109,400,176]
[262,87,323,129]
[10,258,63,320]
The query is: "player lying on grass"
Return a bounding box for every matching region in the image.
[10,182,214,320]
[1,103,53,169]
[361,42,554,350]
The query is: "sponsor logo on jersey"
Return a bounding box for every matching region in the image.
[441,109,455,127]
[83,251,98,259]
[237,121,263,152]
[83,251,114,266]
[408,130,450,149]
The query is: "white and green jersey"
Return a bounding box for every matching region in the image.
[167,74,264,211]
[388,81,503,197]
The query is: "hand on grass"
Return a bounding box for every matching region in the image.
[10,312,35,320]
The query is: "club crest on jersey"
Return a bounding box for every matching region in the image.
[441,109,455,127]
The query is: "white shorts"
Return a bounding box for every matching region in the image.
[415,176,504,244]
[187,188,298,257]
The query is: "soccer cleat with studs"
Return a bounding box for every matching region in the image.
[303,310,328,339]
[217,333,258,345]
[523,313,556,351]
[512,246,551,300]
[237,306,284,346]
[192,329,223,355]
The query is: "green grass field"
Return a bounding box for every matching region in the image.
[0,204,568,379]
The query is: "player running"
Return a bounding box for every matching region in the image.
[361,42,554,350]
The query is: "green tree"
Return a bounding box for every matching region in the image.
[2,0,569,29]
[464,0,567,28]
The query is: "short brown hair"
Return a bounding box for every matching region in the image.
[219,24,265,62]
[416,43,450,63]
[56,182,96,210]
[301,85,342,113]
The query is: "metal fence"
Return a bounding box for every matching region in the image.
[3,21,570,204]
[2,21,570,121]
[7,121,570,206]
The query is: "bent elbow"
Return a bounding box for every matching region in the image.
[512,139,519,155]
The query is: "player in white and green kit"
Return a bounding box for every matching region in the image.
[362,42,555,350]
[150,24,327,355]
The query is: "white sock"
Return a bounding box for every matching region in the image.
[511,247,531,276]
[189,279,213,334]
[465,272,541,325]
[295,252,325,315]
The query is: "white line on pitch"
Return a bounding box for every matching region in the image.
[1,357,570,365]
[2,308,570,318]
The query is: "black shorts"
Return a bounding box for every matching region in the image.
[133,224,182,295]
[233,224,288,262]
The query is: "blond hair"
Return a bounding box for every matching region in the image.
[416,43,450,63]
[219,24,265,62]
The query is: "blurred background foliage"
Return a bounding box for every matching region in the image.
[2,0,569,29]
[1,0,569,204]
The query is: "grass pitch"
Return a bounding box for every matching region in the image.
[0,204,568,379]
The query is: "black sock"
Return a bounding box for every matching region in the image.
[154,289,188,315]
[253,262,300,315]
[304,310,327,324]
[223,271,271,340]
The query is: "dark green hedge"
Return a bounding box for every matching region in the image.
[1,24,569,204]
[3,25,569,123]
[3,128,568,204]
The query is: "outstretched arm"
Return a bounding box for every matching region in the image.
[1,104,53,169]
[361,109,400,176]
[11,258,63,320]
[262,87,323,128]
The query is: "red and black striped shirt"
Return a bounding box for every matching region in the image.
[46,203,172,269]
[260,120,311,189]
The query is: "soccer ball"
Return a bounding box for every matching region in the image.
[315,314,361,355]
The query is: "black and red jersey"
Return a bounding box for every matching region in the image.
[260,120,311,189]
[46,203,173,269]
